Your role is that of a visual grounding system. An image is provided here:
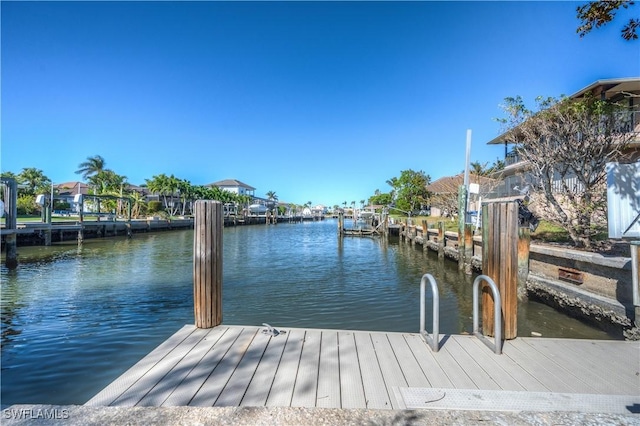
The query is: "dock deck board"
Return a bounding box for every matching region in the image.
[86,325,640,411]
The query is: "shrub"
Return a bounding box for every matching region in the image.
[17,195,39,215]
[147,200,163,213]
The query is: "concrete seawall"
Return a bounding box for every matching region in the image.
[399,223,639,339]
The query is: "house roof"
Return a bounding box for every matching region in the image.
[207,179,256,190]
[487,77,640,145]
[426,173,496,194]
[56,181,89,195]
[571,77,640,100]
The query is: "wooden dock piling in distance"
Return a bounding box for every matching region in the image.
[193,200,223,329]
[2,178,18,269]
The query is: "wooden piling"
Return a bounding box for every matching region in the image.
[437,221,445,259]
[2,178,18,269]
[481,201,519,339]
[464,223,474,274]
[421,220,429,251]
[193,200,223,329]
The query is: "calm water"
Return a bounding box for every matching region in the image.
[1,219,614,405]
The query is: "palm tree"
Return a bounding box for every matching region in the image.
[145,174,171,212]
[360,199,365,209]
[165,175,181,216]
[76,155,106,180]
[128,191,147,218]
[177,179,194,216]
[470,161,490,180]
[17,168,51,196]
[266,190,277,201]
[88,170,127,195]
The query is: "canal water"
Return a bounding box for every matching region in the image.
[1,219,615,405]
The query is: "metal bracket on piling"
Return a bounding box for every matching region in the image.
[420,273,440,352]
[472,274,503,354]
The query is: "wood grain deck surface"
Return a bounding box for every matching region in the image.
[86,325,640,409]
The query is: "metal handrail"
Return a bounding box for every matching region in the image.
[419,273,440,352]
[472,275,503,354]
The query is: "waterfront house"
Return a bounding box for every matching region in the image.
[55,182,152,214]
[207,179,256,197]
[54,181,89,212]
[485,77,640,200]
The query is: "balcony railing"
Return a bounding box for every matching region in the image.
[505,151,522,167]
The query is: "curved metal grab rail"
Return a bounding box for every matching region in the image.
[420,273,440,352]
[472,275,503,354]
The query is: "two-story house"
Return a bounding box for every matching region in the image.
[206,179,256,197]
[486,77,640,200]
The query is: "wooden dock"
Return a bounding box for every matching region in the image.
[86,325,640,414]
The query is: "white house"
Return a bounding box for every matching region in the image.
[206,179,256,197]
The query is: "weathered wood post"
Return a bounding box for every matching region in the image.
[338,211,344,236]
[464,223,474,274]
[421,220,429,251]
[482,201,518,339]
[193,200,223,328]
[437,221,445,259]
[77,195,84,245]
[126,198,133,238]
[43,195,52,246]
[383,210,388,236]
[2,178,18,269]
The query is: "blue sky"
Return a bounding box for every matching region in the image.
[2,1,638,207]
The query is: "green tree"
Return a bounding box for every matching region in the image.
[145,174,171,212]
[577,1,638,40]
[1,171,17,180]
[368,192,393,207]
[470,161,490,177]
[387,169,431,213]
[76,155,107,180]
[385,177,400,201]
[88,170,127,195]
[488,158,505,175]
[17,194,39,215]
[17,168,51,196]
[128,191,147,218]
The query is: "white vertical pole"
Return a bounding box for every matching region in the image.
[463,129,472,187]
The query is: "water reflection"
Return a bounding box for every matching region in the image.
[1,220,616,405]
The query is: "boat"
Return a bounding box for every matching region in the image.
[248,203,268,214]
[358,210,375,220]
